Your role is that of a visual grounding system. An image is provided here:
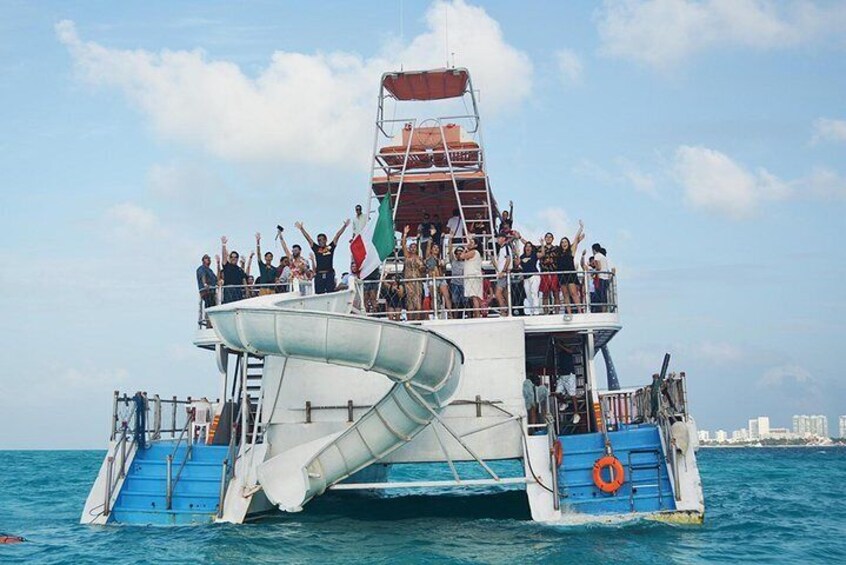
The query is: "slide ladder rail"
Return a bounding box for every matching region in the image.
[207,303,464,511]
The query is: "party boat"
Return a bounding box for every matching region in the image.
[81,67,704,526]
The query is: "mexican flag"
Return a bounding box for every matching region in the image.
[350,196,396,278]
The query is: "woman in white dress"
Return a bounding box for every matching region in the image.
[462,238,483,318]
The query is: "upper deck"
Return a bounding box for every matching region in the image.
[196,67,620,347]
[193,270,620,350]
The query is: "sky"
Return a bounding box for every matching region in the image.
[1,0,845,449]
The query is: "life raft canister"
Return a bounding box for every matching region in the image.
[592,455,625,493]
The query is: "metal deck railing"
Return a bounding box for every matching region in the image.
[196,270,618,329]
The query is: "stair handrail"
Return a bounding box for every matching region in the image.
[166,411,195,510]
[103,407,136,517]
[217,400,244,518]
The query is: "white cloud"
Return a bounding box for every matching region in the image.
[691,341,743,365]
[673,145,790,219]
[55,1,531,168]
[573,157,657,196]
[514,207,577,244]
[812,117,846,144]
[148,162,228,200]
[627,340,744,370]
[537,208,572,236]
[758,364,813,387]
[582,146,843,216]
[596,0,846,70]
[60,367,130,389]
[619,159,657,196]
[801,167,846,199]
[555,48,583,84]
[106,202,168,239]
[624,169,657,195]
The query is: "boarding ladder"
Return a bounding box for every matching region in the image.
[244,354,265,444]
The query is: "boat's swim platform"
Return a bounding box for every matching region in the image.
[206,291,464,511]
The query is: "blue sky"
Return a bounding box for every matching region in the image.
[1,0,845,448]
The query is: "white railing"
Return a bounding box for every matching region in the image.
[355,269,617,321]
[102,412,136,517]
[194,269,617,326]
[111,391,197,441]
[166,412,195,510]
[598,372,689,430]
[198,281,317,328]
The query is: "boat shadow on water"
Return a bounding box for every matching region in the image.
[251,490,532,523]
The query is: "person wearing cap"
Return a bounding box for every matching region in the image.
[196,254,217,318]
[448,240,465,318]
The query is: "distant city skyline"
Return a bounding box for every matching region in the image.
[700,413,845,442]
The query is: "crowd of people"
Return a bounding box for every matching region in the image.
[196,203,615,322]
[196,219,351,314]
[372,204,615,320]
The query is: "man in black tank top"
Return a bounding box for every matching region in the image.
[295,219,350,294]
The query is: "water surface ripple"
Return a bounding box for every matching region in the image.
[1,447,844,563]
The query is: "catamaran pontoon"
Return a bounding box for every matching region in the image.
[82,67,704,526]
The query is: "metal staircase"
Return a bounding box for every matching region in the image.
[109,442,228,525]
[557,425,676,515]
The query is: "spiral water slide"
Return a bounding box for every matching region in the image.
[207,293,463,511]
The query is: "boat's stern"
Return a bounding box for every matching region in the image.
[523,372,704,524]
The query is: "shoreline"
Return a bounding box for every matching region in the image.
[700,443,845,449]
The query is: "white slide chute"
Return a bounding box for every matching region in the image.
[207,293,463,511]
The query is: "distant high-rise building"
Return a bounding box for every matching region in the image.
[793,414,828,437]
[715,430,728,443]
[809,415,829,438]
[748,416,770,439]
[793,415,810,436]
[698,430,711,442]
[758,416,770,438]
[839,416,846,439]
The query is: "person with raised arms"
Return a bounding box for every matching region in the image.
[295,219,350,294]
[254,232,278,296]
[220,236,248,303]
[277,227,310,291]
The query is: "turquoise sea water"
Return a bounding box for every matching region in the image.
[1,447,845,563]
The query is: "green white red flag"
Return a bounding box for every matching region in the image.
[350,196,395,278]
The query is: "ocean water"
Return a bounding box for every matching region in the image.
[1,447,844,564]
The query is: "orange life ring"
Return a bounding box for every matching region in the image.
[592,455,625,493]
[553,439,563,467]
